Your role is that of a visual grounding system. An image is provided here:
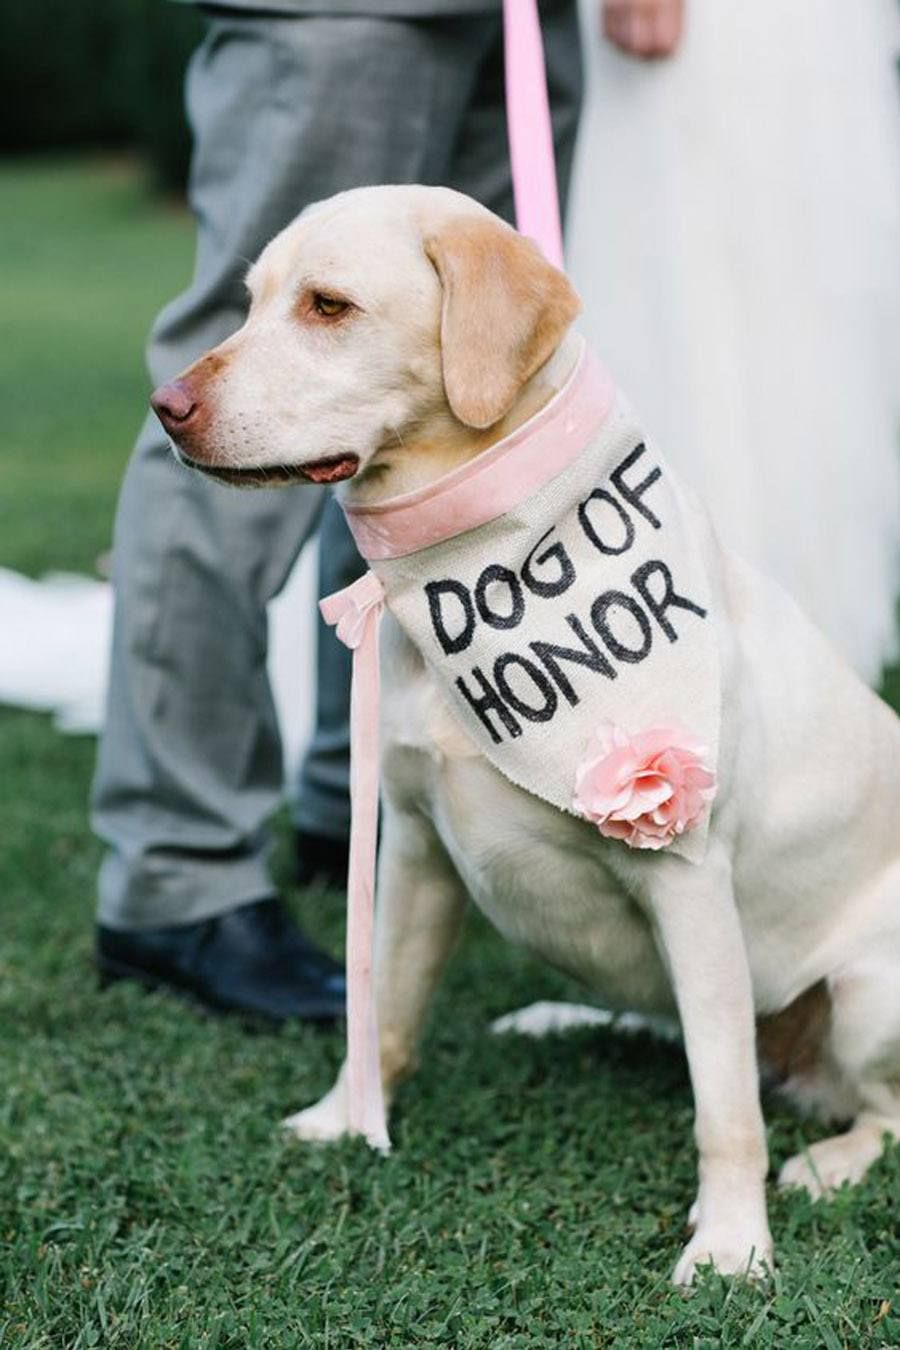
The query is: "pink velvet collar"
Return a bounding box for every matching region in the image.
[342,342,616,562]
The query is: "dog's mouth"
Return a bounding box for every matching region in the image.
[177,451,360,487]
[300,453,361,484]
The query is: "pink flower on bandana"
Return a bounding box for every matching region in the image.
[573,722,715,850]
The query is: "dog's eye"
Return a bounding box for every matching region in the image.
[312,293,351,318]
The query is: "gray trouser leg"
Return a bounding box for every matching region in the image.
[94,10,565,929]
[295,0,584,839]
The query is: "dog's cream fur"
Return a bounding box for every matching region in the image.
[156,186,900,1285]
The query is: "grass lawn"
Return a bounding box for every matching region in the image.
[1,157,898,1349]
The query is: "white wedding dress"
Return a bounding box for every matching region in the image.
[567,0,900,683]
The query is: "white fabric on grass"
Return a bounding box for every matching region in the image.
[0,555,317,779]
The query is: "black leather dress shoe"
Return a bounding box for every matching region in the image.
[96,897,345,1024]
[295,829,350,891]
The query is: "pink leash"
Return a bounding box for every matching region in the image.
[319,572,389,1150]
[502,0,565,270]
[319,0,563,1150]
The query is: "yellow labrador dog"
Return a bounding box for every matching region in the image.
[151,186,900,1284]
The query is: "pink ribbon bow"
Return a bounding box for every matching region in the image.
[320,569,385,650]
[319,570,390,1152]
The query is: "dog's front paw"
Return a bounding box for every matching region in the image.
[777,1128,885,1200]
[672,1227,774,1286]
[282,1078,350,1144]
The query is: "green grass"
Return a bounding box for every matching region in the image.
[1,158,899,1348]
[0,156,194,576]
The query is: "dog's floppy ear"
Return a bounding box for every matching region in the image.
[425,216,581,429]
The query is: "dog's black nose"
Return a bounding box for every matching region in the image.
[151,380,197,432]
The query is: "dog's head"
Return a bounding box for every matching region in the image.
[151,186,580,493]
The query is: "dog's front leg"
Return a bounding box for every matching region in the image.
[645,849,773,1284]
[283,799,467,1146]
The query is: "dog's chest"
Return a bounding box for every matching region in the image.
[381,624,673,1012]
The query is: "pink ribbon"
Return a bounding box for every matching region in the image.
[319,571,390,1151]
[321,3,562,1151]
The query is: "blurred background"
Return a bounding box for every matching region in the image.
[2,0,202,194]
[1,0,200,572]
